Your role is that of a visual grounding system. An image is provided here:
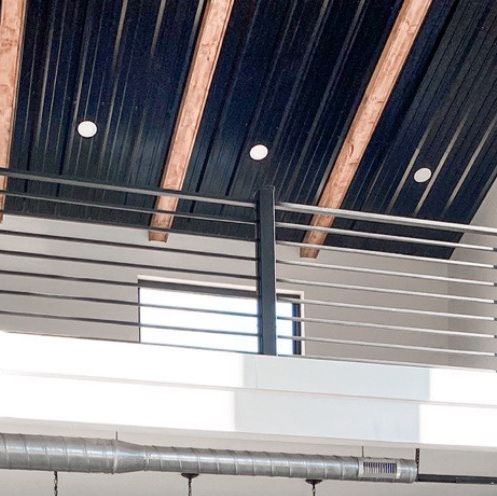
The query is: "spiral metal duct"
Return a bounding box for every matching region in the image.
[0,433,417,483]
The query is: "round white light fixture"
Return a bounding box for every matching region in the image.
[414,167,432,183]
[77,120,98,138]
[249,144,268,161]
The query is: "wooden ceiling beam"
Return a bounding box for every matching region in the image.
[301,0,432,258]
[149,0,234,242]
[0,0,27,221]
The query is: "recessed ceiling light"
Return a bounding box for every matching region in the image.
[414,167,432,183]
[249,144,268,161]
[77,120,98,138]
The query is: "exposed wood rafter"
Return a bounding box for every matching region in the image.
[0,0,27,221]
[301,0,432,258]
[149,0,234,241]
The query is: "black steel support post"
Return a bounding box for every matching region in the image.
[257,186,277,355]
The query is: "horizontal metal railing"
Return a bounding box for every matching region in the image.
[0,170,496,370]
[274,200,497,370]
[0,170,266,355]
[276,201,497,236]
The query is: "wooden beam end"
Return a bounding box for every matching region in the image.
[300,229,328,258]
[149,210,174,242]
[149,230,170,243]
[150,193,179,242]
[149,0,234,242]
[300,246,320,258]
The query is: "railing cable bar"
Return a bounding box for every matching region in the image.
[276,259,494,287]
[3,210,258,243]
[0,269,256,290]
[277,296,495,322]
[0,289,259,318]
[276,315,496,338]
[276,202,497,237]
[277,241,495,270]
[276,277,495,305]
[276,221,495,252]
[0,229,256,262]
[276,335,494,357]
[0,169,255,208]
[1,189,256,225]
[0,249,256,281]
[0,309,257,337]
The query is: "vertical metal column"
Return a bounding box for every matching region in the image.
[257,186,277,355]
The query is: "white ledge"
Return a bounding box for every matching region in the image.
[2,331,497,449]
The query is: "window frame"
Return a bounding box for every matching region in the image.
[138,279,302,355]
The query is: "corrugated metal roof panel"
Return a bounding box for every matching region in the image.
[8,0,497,257]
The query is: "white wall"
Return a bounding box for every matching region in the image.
[0,213,453,367]
[447,179,497,369]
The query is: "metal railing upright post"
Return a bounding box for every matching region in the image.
[257,186,278,355]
